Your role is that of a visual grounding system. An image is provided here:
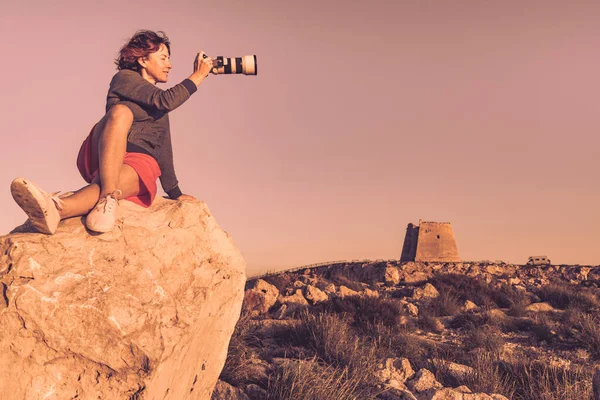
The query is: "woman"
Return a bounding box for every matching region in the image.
[10,30,213,234]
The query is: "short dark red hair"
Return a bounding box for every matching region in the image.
[115,30,171,71]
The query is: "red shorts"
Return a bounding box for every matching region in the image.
[76,127,161,208]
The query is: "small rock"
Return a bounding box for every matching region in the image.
[384,266,401,286]
[338,285,359,298]
[323,283,336,294]
[304,285,328,304]
[363,288,380,298]
[245,383,267,400]
[463,300,478,311]
[406,369,442,393]
[405,303,419,317]
[278,289,309,306]
[412,283,439,300]
[454,385,472,393]
[525,302,555,312]
[424,387,463,400]
[211,380,250,400]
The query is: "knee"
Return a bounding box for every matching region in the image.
[107,104,133,124]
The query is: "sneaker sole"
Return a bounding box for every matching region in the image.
[10,178,56,234]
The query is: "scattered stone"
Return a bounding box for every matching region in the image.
[304,285,328,305]
[403,271,430,283]
[338,285,359,298]
[463,300,478,311]
[424,387,463,399]
[405,303,419,317]
[384,266,401,286]
[374,358,415,389]
[278,289,309,307]
[525,302,555,312]
[454,385,472,393]
[432,360,474,381]
[293,280,306,289]
[245,383,267,400]
[211,380,250,400]
[412,283,440,300]
[363,288,380,298]
[406,369,442,393]
[323,283,336,294]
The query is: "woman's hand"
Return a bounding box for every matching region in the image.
[178,194,197,201]
[193,51,214,78]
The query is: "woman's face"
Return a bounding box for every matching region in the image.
[139,43,172,84]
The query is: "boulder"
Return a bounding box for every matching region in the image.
[304,285,328,304]
[0,197,246,400]
[242,279,279,316]
[412,283,439,300]
[374,357,415,389]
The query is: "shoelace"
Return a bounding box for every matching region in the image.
[95,189,123,213]
[49,192,66,211]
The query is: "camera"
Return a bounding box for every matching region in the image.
[206,55,258,76]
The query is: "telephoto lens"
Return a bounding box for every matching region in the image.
[212,55,257,75]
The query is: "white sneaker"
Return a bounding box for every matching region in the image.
[10,178,65,235]
[86,190,122,233]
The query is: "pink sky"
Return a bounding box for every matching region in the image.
[1,0,599,276]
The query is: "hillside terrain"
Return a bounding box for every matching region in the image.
[212,260,599,400]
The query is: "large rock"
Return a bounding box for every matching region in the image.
[242,279,279,316]
[0,197,246,400]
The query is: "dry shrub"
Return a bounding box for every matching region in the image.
[461,351,515,397]
[329,272,364,292]
[424,290,462,317]
[463,324,505,353]
[501,360,592,400]
[220,314,266,386]
[576,313,600,359]
[418,314,444,334]
[537,283,600,312]
[327,296,406,331]
[429,273,516,309]
[259,273,296,293]
[506,289,533,317]
[529,313,556,344]
[266,357,376,400]
[369,323,434,370]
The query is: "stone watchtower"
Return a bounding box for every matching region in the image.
[400,219,460,262]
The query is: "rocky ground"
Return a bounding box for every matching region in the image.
[212,261,600,399]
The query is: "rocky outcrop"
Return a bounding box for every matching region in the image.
[0,197,246,400]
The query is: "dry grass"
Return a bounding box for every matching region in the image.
[576,313,600,359]
[429,273,520,309]
[220,314,266,386]
[325,296,407,330]
[463,324,505,353]
[265,357,377,400]
[501,360,592,400]
[423,289,462,317]
[537,283,600,312]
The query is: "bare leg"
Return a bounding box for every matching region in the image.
[90,104,134,198]
[58,165,142,219]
